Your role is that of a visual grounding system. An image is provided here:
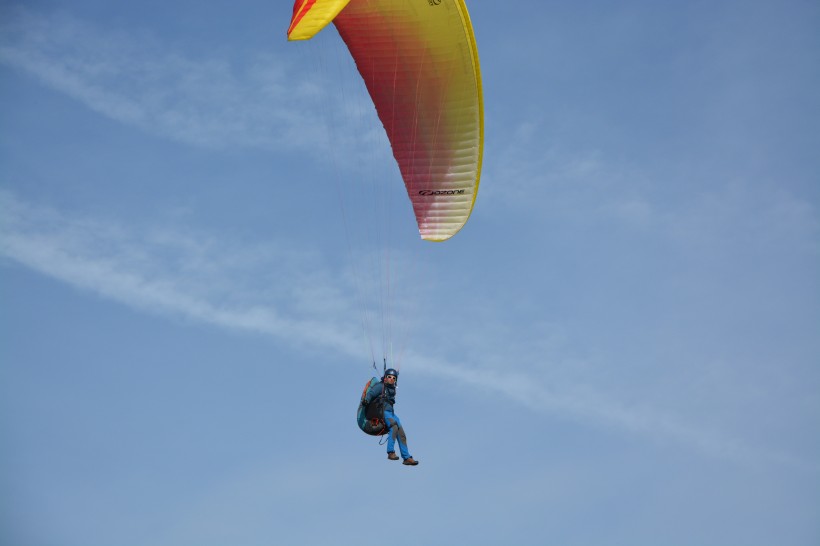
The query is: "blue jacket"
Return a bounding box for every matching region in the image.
[365,380,396,413]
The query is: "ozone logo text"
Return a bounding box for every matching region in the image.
[419,189,466,196]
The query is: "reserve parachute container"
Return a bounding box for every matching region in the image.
[357,376,387,436]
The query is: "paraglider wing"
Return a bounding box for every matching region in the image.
[288,0,484,242]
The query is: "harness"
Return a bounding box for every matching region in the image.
[357,377,387,436]
[356,361,399,437]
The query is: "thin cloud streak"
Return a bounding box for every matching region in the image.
[0,190,362,357]
[409,351,815,471]
[0,6,372,161]
[1,190,810,471]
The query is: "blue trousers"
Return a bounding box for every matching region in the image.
[384,410,411,460]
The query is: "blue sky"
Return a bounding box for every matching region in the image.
[1,1,818,544]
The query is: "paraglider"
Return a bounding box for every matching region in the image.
[286,0,483,460]
[358,368,418,465]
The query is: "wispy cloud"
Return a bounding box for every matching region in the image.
[0,6,382,164]
[0,189,365,354]
[1,189,811,470]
